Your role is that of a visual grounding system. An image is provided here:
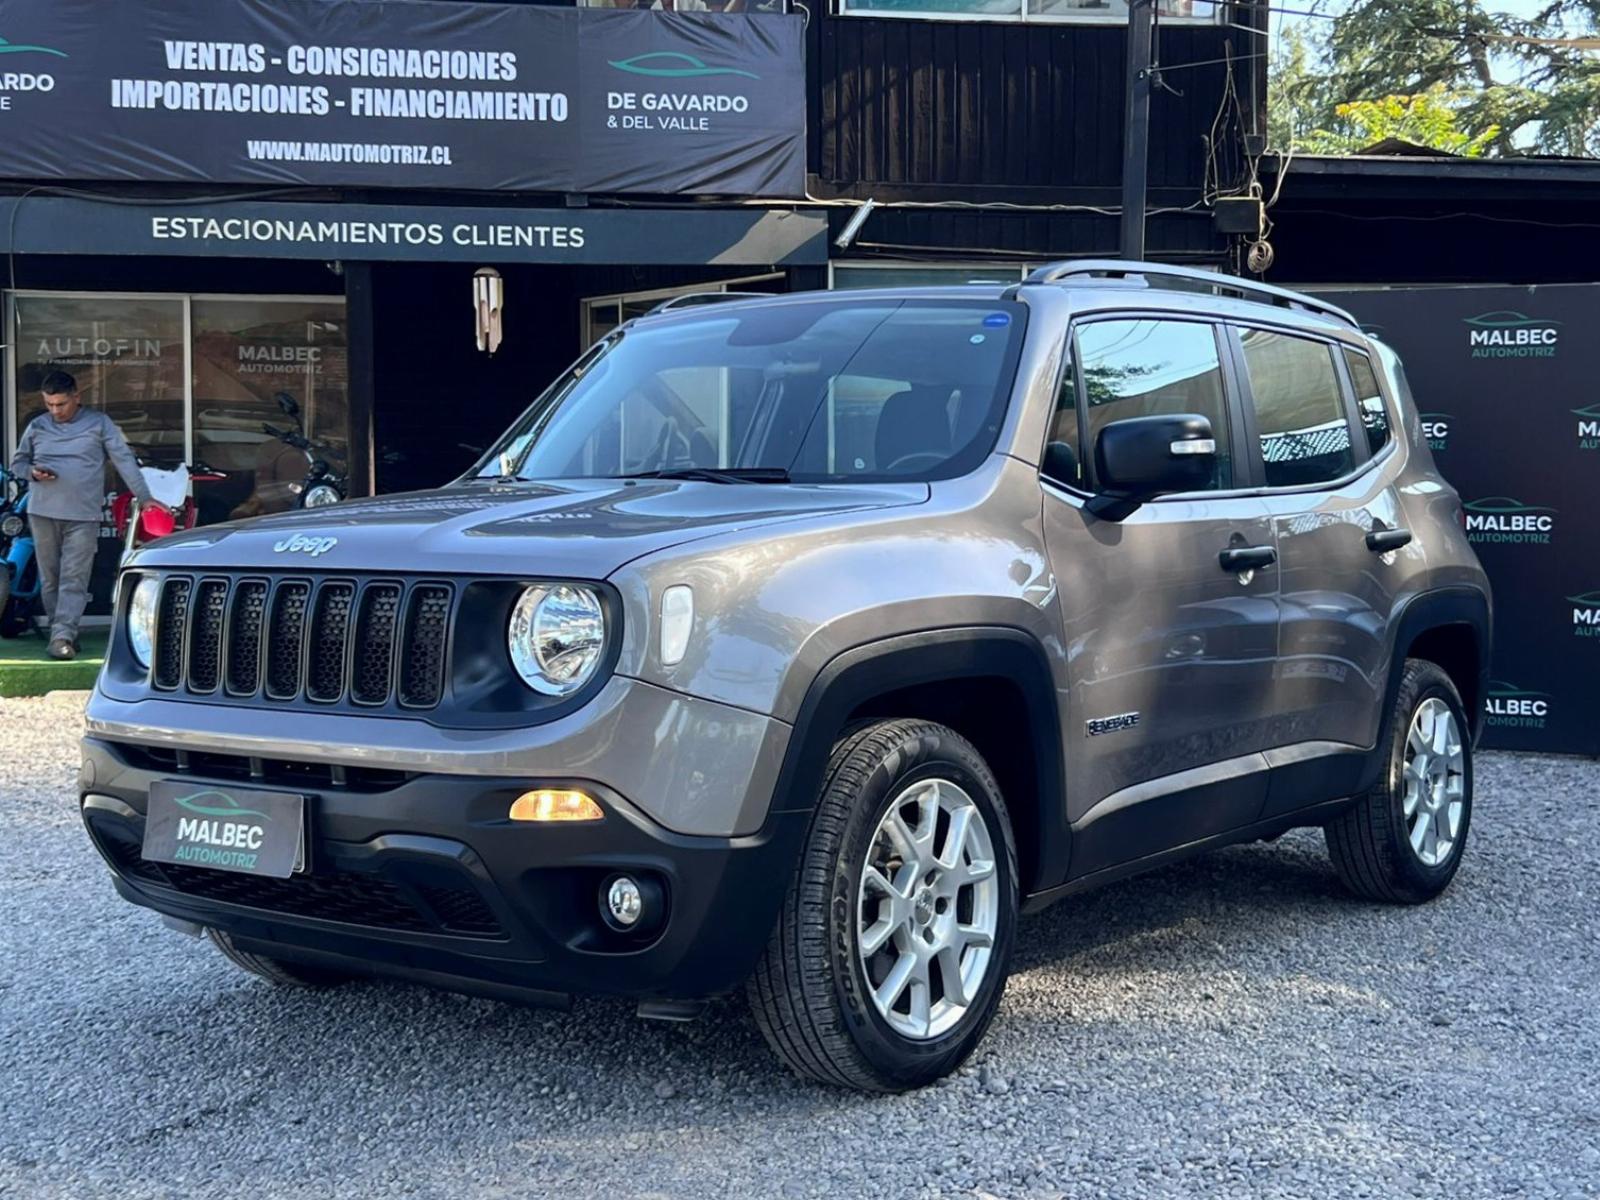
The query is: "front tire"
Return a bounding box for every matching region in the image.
[206,928,354,988]
[748,719,1019,1091]
[1325,658,1474,903]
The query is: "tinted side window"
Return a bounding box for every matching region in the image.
[1239,328,1354,488]
[1343,347,1391,457]
[1042,348,1085,487]
[1075,319,1232,490]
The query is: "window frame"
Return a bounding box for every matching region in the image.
[4,288,346,473]
[1338,343,1397,463]
[1041,311,1250,499]
[827,261,1030,290]
[1224,321,1378,495]
[579,272,785,351]
[832,0,1227,27]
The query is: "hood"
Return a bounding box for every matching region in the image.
[127,478,931,577]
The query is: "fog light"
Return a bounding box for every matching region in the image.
[508,789,603,823]
[600,872,665,935]
[605,876,643,928]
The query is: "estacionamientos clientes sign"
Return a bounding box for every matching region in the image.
[0,0,805,197]
[0,196,829,265]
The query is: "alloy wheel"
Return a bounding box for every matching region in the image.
[856,777,999,1040]
[1402,697,1466,867]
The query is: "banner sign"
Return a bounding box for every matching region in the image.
[1321,284,1600,756]
[0,0,805,197]
[0,197,828,265]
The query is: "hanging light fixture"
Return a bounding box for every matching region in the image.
[473,267,504,355]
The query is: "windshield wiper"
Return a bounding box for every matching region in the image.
[622,466,792,484]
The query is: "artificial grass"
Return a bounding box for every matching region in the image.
[0,628,107,697]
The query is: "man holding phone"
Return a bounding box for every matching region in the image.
[10,370,162,660]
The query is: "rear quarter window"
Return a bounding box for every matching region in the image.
[1238,328,1355,488]
[1343,346,1392,458]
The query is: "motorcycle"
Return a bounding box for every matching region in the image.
[264,390,346,509]
[111,460,227,557]
[0,465,39,638]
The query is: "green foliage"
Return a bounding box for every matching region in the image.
[1270,0,1600,157]
[1298,86,1502,155]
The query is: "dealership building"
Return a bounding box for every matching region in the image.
[2,0,1594,755]
[0,0,1261,506]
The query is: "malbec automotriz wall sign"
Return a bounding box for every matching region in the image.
[1322,283,1600,756]
[1463,311,1560,359]
[0,0,806,196]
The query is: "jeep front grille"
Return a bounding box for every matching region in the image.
[146,574,453,711]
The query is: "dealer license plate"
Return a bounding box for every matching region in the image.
[141,780,306,879]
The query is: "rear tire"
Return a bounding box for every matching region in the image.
[748,719,1018,1091]
[1325,658,1473,903]
[206,928,354,988]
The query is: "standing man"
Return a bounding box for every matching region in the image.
[10,371,162,660]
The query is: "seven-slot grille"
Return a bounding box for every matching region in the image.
[146,574,451,710]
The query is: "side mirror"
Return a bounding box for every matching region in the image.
[274,391,300,418]
[1094,414,1217,506]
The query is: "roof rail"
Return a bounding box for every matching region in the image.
[645,291,773,317]
[1023,259,1358,328]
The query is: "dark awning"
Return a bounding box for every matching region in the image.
[0,196,827,266]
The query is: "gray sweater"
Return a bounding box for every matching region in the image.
[10,408,153,522]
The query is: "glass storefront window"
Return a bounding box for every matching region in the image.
[191,299,349,521]
[11,295,187,477]
[830,263,1027,290]
[7,291,349,618]
[580,275,785,349]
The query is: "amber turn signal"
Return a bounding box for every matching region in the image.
[509,789,604,823]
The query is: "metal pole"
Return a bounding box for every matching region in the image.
[1120,0,1154,260]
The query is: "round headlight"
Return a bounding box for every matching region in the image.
[0,513,22,539]
[127,576,160,670]
[303,483,342,508]
[508,584,606,695]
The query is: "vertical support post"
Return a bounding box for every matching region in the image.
[181,294,194,465]
[1120,0,1155,261]
[344,261,377,498]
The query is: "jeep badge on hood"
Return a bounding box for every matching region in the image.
[273,534,338,557]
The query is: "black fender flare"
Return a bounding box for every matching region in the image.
[769,626,1070,893]
[1385,586,1491,733]
[1360,585,1492,792]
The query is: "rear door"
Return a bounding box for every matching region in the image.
[1227,324,1414,816]
[1040,314,1281,876]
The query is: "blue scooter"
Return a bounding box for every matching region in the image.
[0,465,39,638]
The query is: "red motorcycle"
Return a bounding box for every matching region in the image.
[111,461,227,554]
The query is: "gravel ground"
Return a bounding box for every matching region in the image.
[1,693,1597,1200]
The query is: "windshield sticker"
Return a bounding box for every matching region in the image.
[983,313,1011,328]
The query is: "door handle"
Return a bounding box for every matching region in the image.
[1365,527,1413,554]
[1218,545,1277,572]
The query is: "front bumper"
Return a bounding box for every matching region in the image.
[85,673,793,838]
[79,737,809,1003]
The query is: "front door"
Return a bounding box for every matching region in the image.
[1041,316,1281,876]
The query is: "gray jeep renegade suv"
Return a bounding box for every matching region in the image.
[81,262,1491,1092]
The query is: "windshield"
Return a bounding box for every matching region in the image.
[474,296,1027,484]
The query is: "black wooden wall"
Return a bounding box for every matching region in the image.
[806,8,1262,204]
